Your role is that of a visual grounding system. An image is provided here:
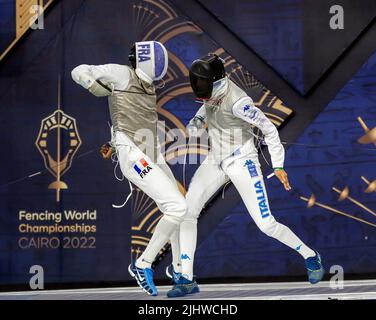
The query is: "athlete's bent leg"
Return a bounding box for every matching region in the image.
[156,151,182,276]
[180,155,228,281]
[115,132,187,295]
[225,156,324,283]
[225,157,315,257]
[168,156,228,297]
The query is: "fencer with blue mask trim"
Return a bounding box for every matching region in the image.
[71,41,185,297]
[166,53,324,298]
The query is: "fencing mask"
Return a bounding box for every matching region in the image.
[128,41,168,83]
[189,53,226,99]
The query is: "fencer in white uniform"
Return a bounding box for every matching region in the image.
[167,53,324,298]
[71,41,185,296]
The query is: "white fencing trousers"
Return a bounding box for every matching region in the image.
[155,149,182,272]
[180,154,229,279]
[180,153,313,279]
[114,131,186,267]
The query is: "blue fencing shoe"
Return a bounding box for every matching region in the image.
[167,275,200,298]
[305,250,325,284]
[165,264,182,284]
[128,264,158,296]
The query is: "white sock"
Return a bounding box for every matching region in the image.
[179,219,197,281]
[136,216,179,269]
[170,228,182,273]
[270,222,316,259]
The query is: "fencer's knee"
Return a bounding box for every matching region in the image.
[184,205,200,222]
[257,220,280,237]
[164,196,187,223]
[182,210,199,225]
[185,194,203,223]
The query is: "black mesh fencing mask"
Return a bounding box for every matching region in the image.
[189,53,225,99]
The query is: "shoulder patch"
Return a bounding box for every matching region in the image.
[242,104,258,120]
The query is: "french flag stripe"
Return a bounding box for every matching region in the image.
[134,165,142,174]
[140,158,149,167]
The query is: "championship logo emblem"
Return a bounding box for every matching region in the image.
[35,106,81,202]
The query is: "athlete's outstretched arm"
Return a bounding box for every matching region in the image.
[232,97,291,190]
[71,64,131,94]
[71,64,132,156]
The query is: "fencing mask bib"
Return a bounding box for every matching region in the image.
[128,41,168,83]
[189,53,226,99]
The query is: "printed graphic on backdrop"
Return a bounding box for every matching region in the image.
[130,0,294,265]
[0,0,56,61]
[16,82,97,252]
[300,116,376,228]
[35,104,81,202]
